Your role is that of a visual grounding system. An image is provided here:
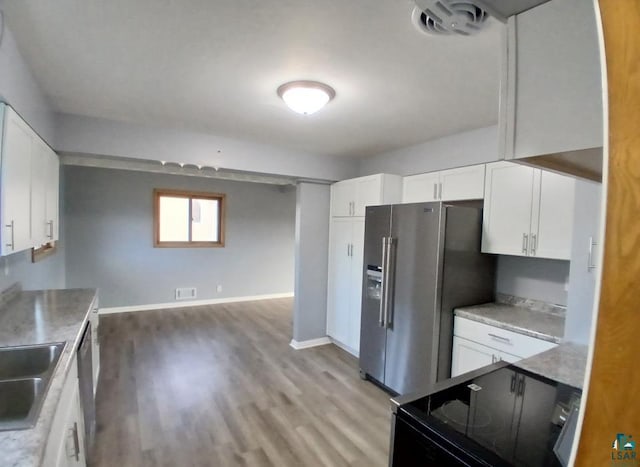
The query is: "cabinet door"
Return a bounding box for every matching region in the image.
[482,162,536,256]
[326,218,353,345]
[451,336,495,377]
[440,165,486,201]
[45,148,60,241]
[90,299,101,392]
[56,385,86,467]
[531,170,575,260]
[30,139,49,247]
[354,176,382,216]
[506,0,602,159]
[330,181,354,217]
[513,375,561,467]
[348,218,365,353]
[565,180,602,344]
[1,108,34,255]
[402,172,440,203]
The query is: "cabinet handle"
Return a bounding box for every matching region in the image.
[433,183,438,200]
[47,220,54,239]
[517,375,526,396]
[488,333,512,345]
[510,373,517,393]
[588,237,598,271]
[522,233,528,254]
[491,354,496,364]
[530,234,537,256]
[438,183,443,200]
[5,221,14,250]
[68,422,80,461]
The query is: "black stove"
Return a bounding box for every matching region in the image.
[390,363,581,467]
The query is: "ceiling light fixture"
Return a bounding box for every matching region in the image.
[277,80,336,115]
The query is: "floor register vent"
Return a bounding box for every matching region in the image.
[175,287,197,300]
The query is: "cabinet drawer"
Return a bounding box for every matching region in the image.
[454,316,557,358]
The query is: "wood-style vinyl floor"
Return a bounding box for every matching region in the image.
[92,298,391,467]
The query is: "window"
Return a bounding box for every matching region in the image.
[153,189,225,247]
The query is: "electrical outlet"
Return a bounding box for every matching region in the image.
[216,285,222,293]
[175,287,197,300]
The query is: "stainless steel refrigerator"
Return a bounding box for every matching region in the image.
[359,202,495,395]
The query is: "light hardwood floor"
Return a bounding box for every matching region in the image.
[93,298,391,467]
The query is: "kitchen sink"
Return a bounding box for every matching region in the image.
[0,378,44,429]
[0,343,65,431]
[0,343,64,379]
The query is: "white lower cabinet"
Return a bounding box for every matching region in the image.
[42,360,86,467]
[326,217,365,354]
[451,316,557,378]
[90,299,100,393]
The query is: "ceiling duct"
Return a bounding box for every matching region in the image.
[412,0,488,36]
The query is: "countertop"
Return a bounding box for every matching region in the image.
[454,300,565,344]
[0,288,98,467]
[515,342,588,389]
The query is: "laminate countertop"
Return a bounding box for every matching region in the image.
[454,300,565,344]
[514,342,589,389]
[0,288,98,467]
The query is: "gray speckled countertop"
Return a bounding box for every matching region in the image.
[515,343,588,389]
[0,288,97,467]
[454,301,565,344]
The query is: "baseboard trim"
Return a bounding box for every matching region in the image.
[289,337,332,350]
[329,337,360,358]
[99,292,294,315]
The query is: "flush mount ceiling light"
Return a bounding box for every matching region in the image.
[277,81,336,115]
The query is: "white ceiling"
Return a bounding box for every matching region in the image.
[3,0,501,158]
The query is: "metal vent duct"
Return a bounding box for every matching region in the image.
[412,0,488,36]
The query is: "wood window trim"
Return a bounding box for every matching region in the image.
[153,188,226,248]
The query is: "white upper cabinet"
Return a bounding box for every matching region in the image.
[500,0,603,160]
[1,106,34,255]
[482,162,536,257]
[45,148,60,242]
[482,161,575,260]
[0,104,60,256]
[439,165,486,201]
[330,174,402,217]
[402,172,440,203]
[402,165,486,204]
[533,170,576,259]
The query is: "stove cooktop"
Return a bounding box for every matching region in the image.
[397,365,582,467]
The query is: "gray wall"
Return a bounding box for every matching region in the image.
[293,182,330,342]
[64,166,296,307]
[0,15,65,292]
[495,256,570,306]
[357,125,499,177]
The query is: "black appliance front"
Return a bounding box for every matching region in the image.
[391,365,582,467]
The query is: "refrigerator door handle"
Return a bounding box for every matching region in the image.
[384,237,396,328]
[379,237,388,327]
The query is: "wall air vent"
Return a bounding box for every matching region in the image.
[412,0,488,36]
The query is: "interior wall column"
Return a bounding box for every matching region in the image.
[292,181,331,344]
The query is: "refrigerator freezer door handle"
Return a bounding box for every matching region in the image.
[379,237,388,327]
[384,237,396,329]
